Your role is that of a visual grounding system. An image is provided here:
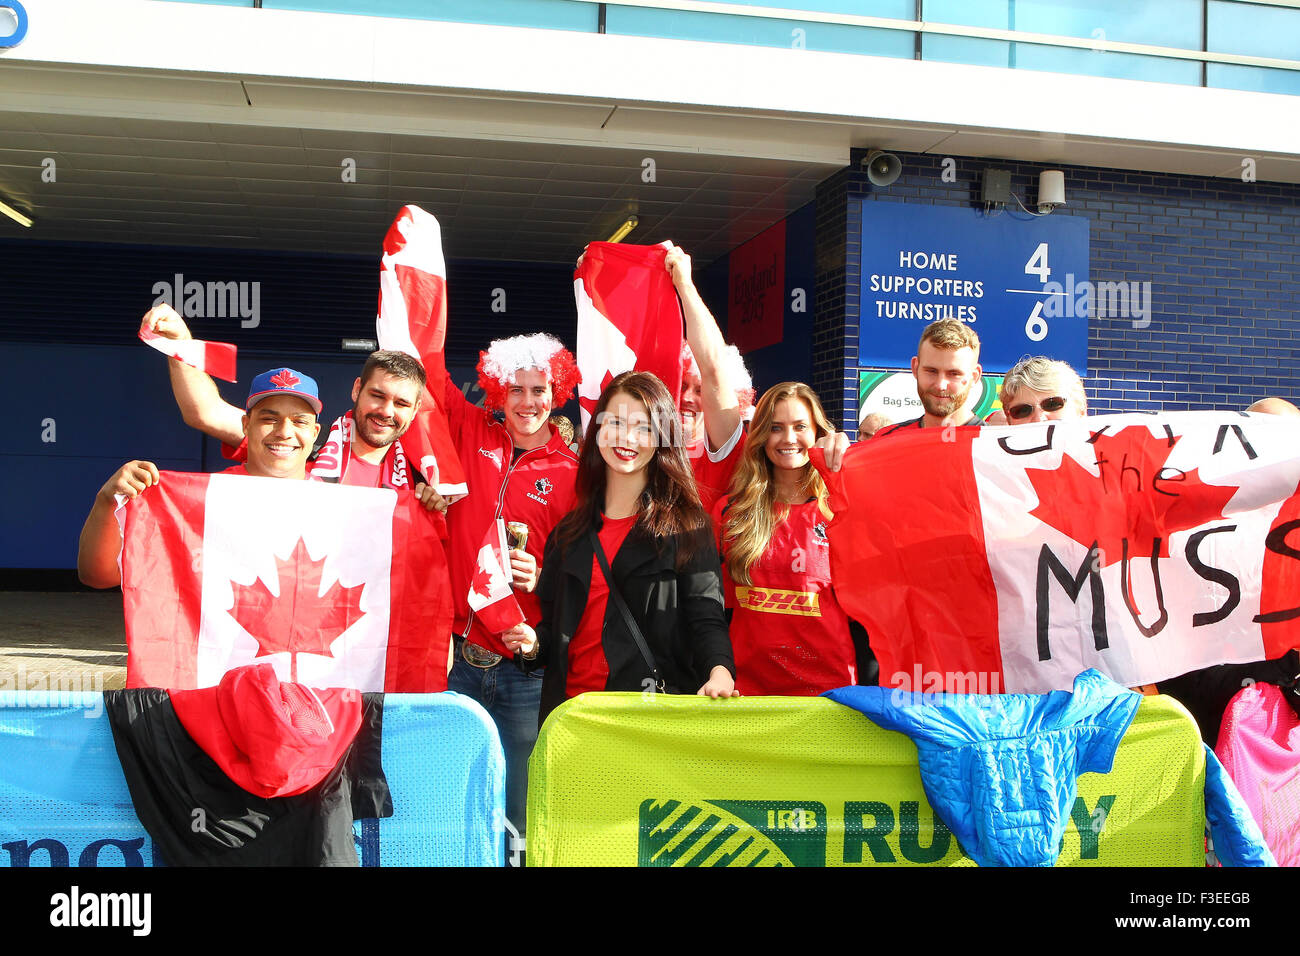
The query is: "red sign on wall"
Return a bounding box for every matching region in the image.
[727,219,786,353]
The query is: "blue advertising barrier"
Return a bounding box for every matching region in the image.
[0,691,504,866]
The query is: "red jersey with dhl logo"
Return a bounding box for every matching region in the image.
[713,496,856,696]
[443,379,578,656]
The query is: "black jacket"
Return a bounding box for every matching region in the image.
[527,516,735,726]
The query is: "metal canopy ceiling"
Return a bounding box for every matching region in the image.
[2,57,1296,262]
[0,65,841,261]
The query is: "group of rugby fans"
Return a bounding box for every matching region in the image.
[76,243,1297,857]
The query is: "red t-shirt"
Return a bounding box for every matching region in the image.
[340,456,382,488]
[688,421,745,516]
[566,514,639,698]
[713,496,855,696]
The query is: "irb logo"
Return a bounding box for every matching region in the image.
[767,807,816,831]
[639,799,826,866]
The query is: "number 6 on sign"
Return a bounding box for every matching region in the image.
[1025,301,1048,342]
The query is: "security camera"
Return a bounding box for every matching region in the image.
[1038,170,1066,214]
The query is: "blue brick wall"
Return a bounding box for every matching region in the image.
[0,239,577,369]
[816,150,1300,435]
[813,163,866,432]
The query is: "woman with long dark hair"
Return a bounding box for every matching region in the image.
[504,370,737,724]
[714,382,857,696]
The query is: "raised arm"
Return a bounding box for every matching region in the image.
[77,460,159,589]
[141,304,245,446]
[664,244,743,451]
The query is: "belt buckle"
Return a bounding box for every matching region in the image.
[461,640,503,669]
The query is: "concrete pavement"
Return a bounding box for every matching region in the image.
[0,591,126,692]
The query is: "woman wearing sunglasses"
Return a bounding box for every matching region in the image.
[998,356,1088,424]
[503,371,738,726]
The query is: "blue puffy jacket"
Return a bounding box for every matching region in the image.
[826,669,1272,867]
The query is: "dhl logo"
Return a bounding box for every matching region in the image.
[735,586,821,616]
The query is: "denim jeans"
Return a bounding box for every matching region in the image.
[447,648,543,866]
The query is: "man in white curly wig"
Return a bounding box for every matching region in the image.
[444,329,581,863]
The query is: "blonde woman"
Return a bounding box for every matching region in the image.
[713,382,858,695]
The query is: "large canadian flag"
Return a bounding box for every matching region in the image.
[574,241,684,431]
[817,412,1300,693]
[118,472,452,692]
[375,204,467,497]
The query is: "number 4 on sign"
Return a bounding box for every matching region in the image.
[1025,242,1050,283]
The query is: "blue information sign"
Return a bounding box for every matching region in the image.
[857,203,1089,374]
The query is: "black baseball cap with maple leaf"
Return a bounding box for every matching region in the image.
[245,367,323,414]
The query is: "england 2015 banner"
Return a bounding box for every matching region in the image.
[817,412,1300,693]
[857,203,1090,374]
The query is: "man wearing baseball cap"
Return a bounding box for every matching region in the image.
[141,304,435,503]
[227,367,323,481]
[76,365,323,588]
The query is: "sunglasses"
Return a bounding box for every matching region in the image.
[1007,396,1067,420]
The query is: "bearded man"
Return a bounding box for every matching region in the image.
[874,319,983,437]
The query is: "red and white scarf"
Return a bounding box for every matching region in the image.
[311,412,411,489]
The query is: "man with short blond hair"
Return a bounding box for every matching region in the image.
[875,319,983,438]
[921,316,981,354]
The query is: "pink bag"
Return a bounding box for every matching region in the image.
[1215,681,1300,866]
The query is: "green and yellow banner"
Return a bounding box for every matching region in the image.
[527,694,1205,866]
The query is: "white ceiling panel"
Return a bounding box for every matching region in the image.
[11,53,1283,266]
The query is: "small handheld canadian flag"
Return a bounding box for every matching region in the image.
[138,324,238,382]
[468,518,525,635]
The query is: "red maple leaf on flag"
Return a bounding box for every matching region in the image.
[270,369,300,388]
[579,370,616,421]
[228,538,366,681]
[471,563,495,599]
[1026,425,1240,567]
